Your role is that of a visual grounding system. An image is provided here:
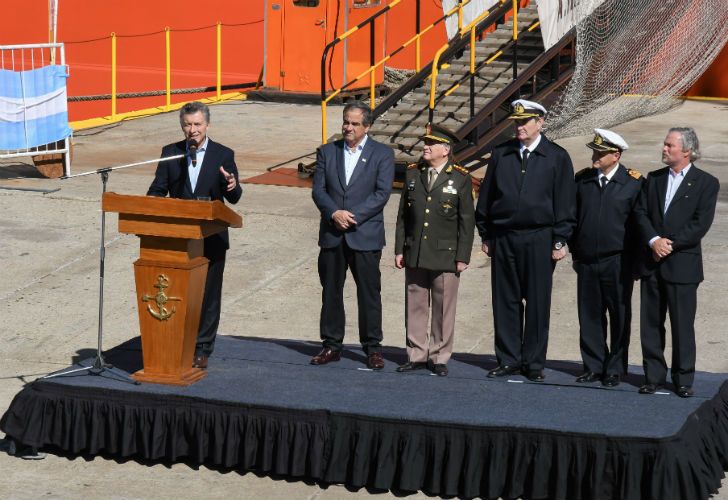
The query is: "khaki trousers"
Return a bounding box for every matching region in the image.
[405,267,460,364]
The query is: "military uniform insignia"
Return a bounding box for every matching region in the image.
[514,102,525,115]
[407,162,419,170]
[594,134,603,146]
[407,179,416,191]
[628,169,642,180]
[441,201,453,215]
[443,186,457,194]
[451,164,470,175]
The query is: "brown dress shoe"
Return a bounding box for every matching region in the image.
[310,348,341,365]
[192,354,209,369]
[367,352,385,370]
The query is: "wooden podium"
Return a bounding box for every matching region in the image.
[102,192,242,385]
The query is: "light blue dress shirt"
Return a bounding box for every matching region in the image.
[188,136,209,192]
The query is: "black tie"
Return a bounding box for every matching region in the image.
[600,176,607,190]
[521,150,529,175]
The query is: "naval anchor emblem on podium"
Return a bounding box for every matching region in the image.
[102,192,242,386]
[142,274,181,320]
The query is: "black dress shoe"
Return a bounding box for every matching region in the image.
[576,371,600,383]
[396,361,427,372]
[526,370,545,382]
[487,365,521,378]
[192,354,209,369]
[602,374,620,387]
[367,352,385,370]
[310,348,341,365]
[638,383,663,394]
[676,386,694,398]
[433,364,448,377]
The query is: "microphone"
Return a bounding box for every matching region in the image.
[188,139,198,167]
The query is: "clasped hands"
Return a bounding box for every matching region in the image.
[332,210,357,231]
[651,237,673,261]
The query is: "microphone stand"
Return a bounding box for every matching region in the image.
[42,155,185,384]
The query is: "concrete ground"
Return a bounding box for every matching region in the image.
[0,98,727,499]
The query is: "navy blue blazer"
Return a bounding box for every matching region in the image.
[147,139,242,258]
[634,163,719,283]
[312,136,394,251]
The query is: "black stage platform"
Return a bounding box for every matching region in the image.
[2,336,727,499]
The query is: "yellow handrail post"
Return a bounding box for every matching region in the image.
[512,0,518,41]
[321,101,327,144]
[458,0,464,32]
[470,27,476,74]
[370,68,376,109]
[111,32,117,118]
[165,27,171,110]
[216,22,222,100]
[416,37,421,72]
[429,45,448,111]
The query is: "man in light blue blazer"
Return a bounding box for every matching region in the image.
[311,101,395,369]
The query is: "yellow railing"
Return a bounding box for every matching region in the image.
[111,33,117,117]
[320,0,479,144]
[82,22,252,128]
[428,0,540,114]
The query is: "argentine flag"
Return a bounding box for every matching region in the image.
[0,65,72,150]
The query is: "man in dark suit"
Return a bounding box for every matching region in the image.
[147,101,242,369]
[571,129,643,388]
[475,99,576,382]
[635,127,719,398]
[311,101,395,370]
[394,125,475,377]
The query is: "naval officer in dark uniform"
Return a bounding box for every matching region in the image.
[571,129,643,387]
[475,99,576,382]
[394,125,475,377]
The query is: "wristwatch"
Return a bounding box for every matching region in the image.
[553,241,564,251]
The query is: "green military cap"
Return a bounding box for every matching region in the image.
[420,123,459,145]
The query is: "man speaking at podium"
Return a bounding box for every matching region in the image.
[147,101,242,370]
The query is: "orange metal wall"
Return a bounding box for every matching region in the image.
[265,0,388,93]
[1,0,264,121]
[384,0,448,71]
[2,0,723,124]
[686,42,728,98]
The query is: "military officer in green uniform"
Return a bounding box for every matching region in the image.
[394,124,475,376]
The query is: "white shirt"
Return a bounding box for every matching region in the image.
[188,136,209,192]
[344,135,368,185]
[664,163,692,214]
[598,163,620,186]
[520,134,542,159]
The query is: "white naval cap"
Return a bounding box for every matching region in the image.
[586,128,629,152]
[508,99,547,119]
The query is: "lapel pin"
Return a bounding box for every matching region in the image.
[361,158,367,163]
